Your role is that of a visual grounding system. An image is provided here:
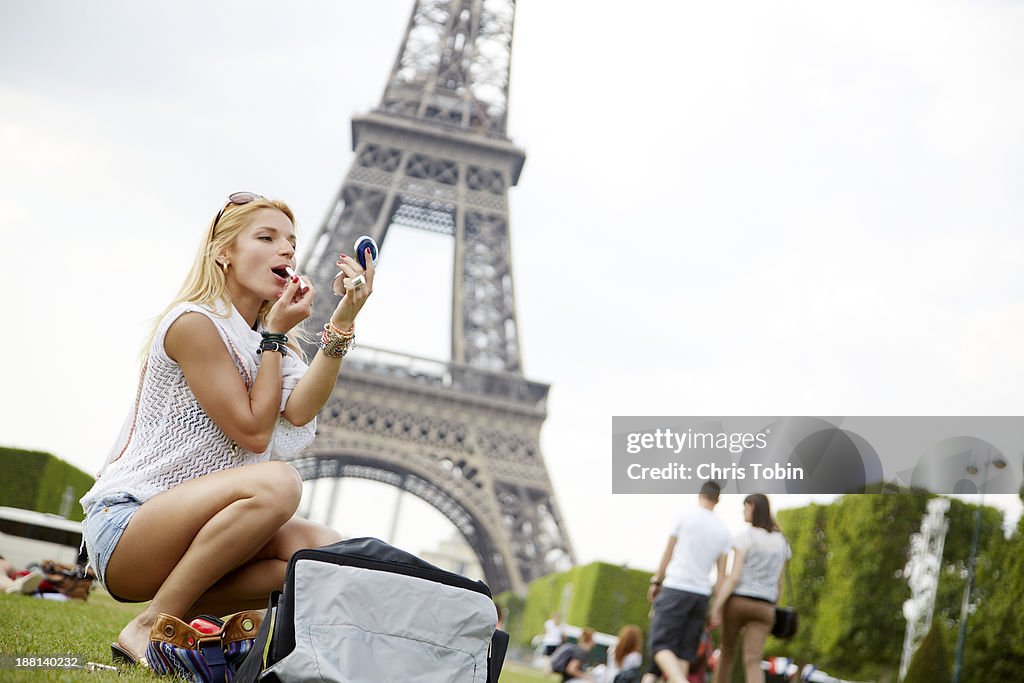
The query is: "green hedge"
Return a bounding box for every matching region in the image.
[514,562,653,649]
[772,504,829,663]
[518,565,578,647]
[494,590,526,646]
[582,562,653,637]
[0,447,95,521]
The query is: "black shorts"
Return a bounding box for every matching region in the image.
[648,587,709,665]
[543,644,559,656]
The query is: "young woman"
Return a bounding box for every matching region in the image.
[79,192,374,665]
[709,494,791,683]
[604,624,643,681]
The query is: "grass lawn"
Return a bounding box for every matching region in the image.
[0,591,557,682]
[1,591,149,682]
[498,662,560,682]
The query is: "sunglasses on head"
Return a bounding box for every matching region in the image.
[211,191,264,235]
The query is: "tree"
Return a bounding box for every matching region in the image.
[903,620,951,683]
[960,488,1024,682]
[759,493,1007,682]
[929,499,1006,683]
[809,492,928,681]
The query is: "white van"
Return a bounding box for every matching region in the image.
[0,506,82,570]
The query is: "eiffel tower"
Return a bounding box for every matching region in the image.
[291,0,574,595]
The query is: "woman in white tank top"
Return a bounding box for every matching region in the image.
[78,193,375,666]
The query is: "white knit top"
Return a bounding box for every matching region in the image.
[80,301,316,512]
[732,525,791,602]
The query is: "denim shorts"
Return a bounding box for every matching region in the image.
[82,493,141,599]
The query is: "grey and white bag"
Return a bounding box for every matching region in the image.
[236,537,508,683]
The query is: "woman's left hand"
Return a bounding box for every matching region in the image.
[330,248,375,328]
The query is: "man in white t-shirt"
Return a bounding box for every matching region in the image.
[643,481,731,683]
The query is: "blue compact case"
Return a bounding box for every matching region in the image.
[354,235,379,269]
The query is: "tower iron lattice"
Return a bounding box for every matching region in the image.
[293,0,574,594]
[899,498,950,681]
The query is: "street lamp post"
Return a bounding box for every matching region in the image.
[951,454,1006,683]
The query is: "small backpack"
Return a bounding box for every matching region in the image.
[549,643,576,674]
[235,537,508,682]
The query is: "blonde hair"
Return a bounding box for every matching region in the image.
[141,197,307,361]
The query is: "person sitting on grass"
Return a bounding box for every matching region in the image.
[0,555,44,595]
[607,625,643,680]
[560,628,597,681]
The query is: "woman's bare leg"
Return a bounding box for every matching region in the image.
[183,516,343,619]
[104,461,303,660]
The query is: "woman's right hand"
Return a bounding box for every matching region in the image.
[266,276,315,333]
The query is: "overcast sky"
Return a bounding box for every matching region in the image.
[2,0,1023,575]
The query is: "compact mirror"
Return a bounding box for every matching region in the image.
[354,235,379,269]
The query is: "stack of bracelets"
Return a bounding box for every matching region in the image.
[258,332,289,356]
[319,321,355,358]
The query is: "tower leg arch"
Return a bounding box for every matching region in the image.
[290,451,516,595]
